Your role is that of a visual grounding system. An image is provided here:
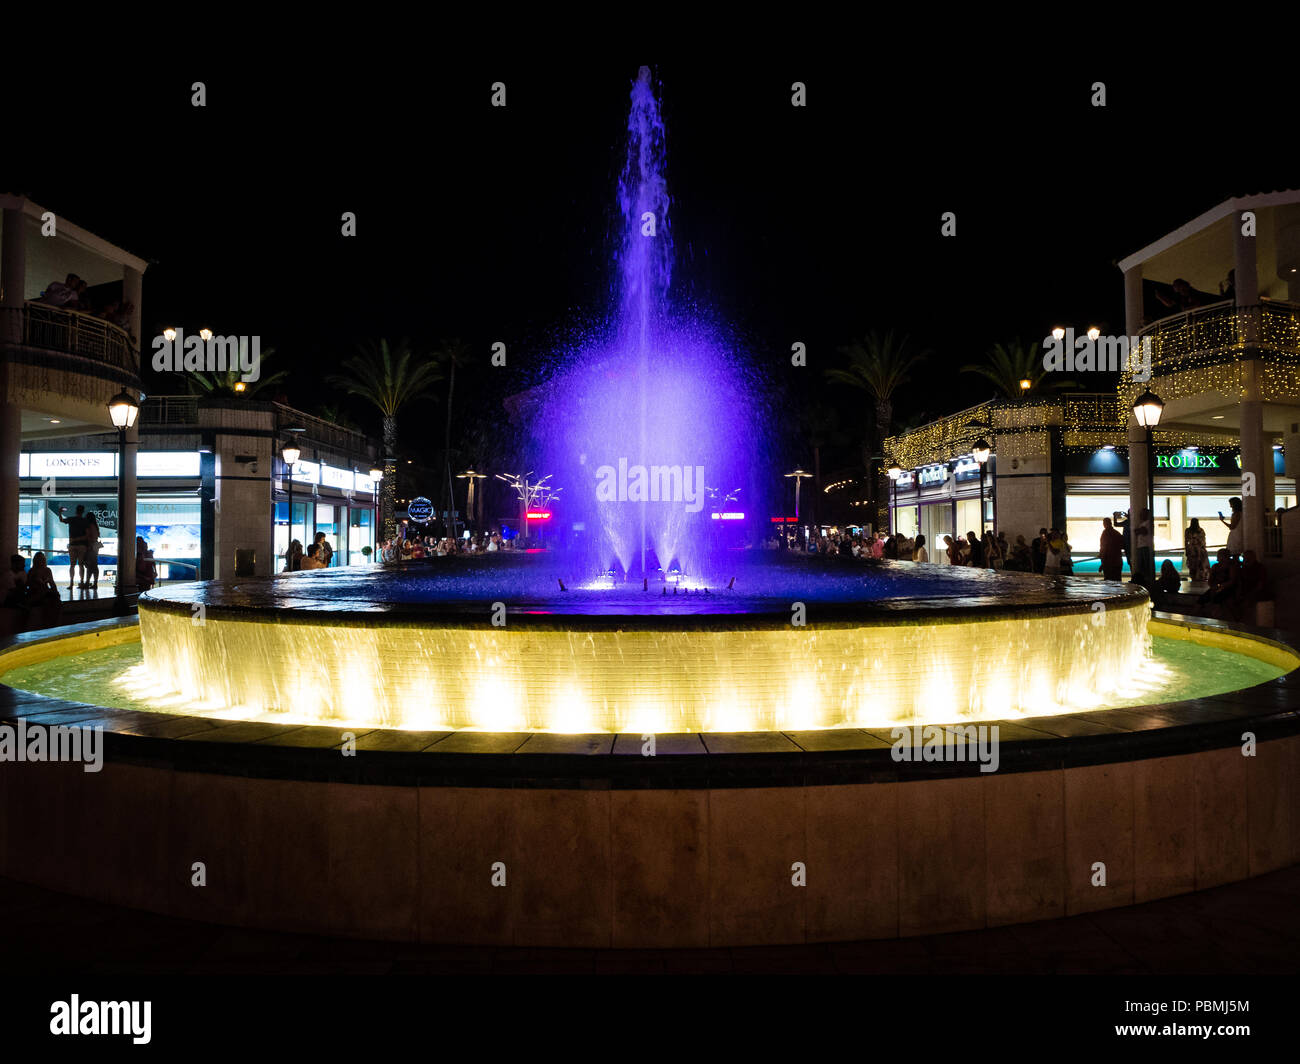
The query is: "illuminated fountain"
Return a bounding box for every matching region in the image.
[3,68,1290,736]
[2,67,1298,954]
[34,66,1286,734]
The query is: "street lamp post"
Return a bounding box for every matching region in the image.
[458,469,487,533]
[107,390,139,604]
[368,466,383,560]
[281,430,305,572]
[886,460,902,535]
[785,469,812,549]
[973,437,991,536]
[1132,389,1165,584]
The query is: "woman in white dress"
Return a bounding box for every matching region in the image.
[912,534,928,563]
[1220,497,1244,558]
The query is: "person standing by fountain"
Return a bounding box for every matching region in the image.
[912,534,928,563]
[1185,517,1210,584]
[1218,497,1243,560]
[1100,516,1124,582]
[83,512,101,592]
[56,504,90,592]
[135,536,156,592]
[313,531,334,568]
[1134,509,1155,584]
[1031,527,1047,573]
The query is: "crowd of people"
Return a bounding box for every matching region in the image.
[1,506,158,629]
[1196,548,1272,621]
[762,527,1077,573]
[0,552,64,632]
[377,531,507,562]
[37,273,135,335]
[282,529,511,571]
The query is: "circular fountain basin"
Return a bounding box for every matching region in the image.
[123,554,1160,732]
[1,604,1297,948]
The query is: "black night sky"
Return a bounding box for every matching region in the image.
[10,53,1295,487]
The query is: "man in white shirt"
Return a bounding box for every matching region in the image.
[41,274,81,307]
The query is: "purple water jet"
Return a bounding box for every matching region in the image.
[530,66,768,579]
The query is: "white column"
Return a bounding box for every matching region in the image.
[1240,400,1268,558]
[122,265,143,369]
[0,388,18,562]
[1,206,27,559]
[1234,215,1259,308]
[1123,265,1144,335]
[1128,416,1149,580]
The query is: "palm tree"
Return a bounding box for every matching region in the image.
[327,338,442,541]
[315,402,360,431]
[825,331,927,529]
[961,339,1081,399]
[434,338,472,535]
[186,346,289,399]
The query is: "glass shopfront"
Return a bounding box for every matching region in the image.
[17,493,201,582]
[274,500,376,571]
[1064,448,1296,573]
[891,458,991,562]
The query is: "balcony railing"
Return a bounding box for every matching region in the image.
[1,301,137,373]
[273,403,376,459]
[1135,300,1300,378]
[140,394,200,427]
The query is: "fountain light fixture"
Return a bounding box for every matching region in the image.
[234,381,246,392]
[1132,389,1165,428]
[1019,378,1032,391]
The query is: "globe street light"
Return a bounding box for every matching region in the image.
[281,429,306,572]
[973,437,991,536]
[107,390,139,602]
[1132,389,1164,583]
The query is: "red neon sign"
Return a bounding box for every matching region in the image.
[526,511,552,520]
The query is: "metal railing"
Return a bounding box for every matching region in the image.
[140,394,200,426]
[273,403,376,458]
[1135,300,1300,375]
[1,301,137,372]
[1265,524,1283,558]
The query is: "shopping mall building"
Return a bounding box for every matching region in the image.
[1,195,380,588]
[884,191,1300,588]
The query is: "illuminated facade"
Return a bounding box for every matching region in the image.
[886,192,1300,596]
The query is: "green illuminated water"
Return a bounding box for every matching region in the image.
[0,636,1287,727]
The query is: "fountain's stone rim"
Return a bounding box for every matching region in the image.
[136,564,1151,630]
[1,614,1296,788]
